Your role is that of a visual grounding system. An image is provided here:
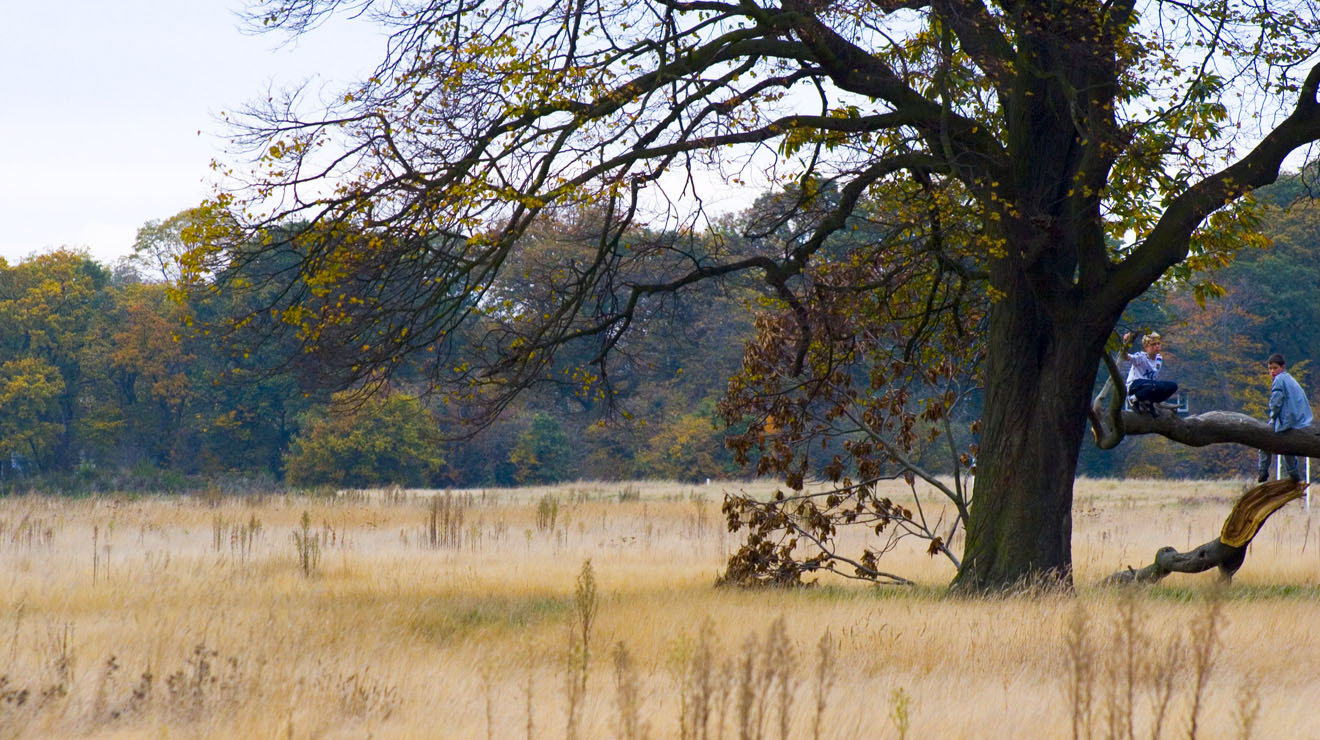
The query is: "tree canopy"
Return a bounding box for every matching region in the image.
[285,390,447,487]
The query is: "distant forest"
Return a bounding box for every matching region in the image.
[3,170,1318,491]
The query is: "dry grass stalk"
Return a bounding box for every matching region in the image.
[565,559,598,740]
[291,510,321,576]
[1065,602,1096,740]
[482,665,496,740]
[1145,632,1181,740]
[612,642,648,740]
[811,630,834,740]
[889,687,912,740]
[428,492,465,549]
[537,494,559,532]
[1105,590,1141,740]
[1185,593,1224,740]
[524,641,536,740]
[684,619,716,740]
[1233,672,1261,740]
[764,617,796,740]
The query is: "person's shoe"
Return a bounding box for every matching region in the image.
[1257,472,1270,483]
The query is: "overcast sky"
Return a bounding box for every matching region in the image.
[0,1,386,265]
[8,4,1312,269]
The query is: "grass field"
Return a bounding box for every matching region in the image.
[2,477,1319,739]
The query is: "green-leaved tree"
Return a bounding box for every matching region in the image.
[285,392,446,488]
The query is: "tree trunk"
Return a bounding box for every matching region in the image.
[952,282,1110,592]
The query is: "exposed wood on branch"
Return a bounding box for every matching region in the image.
[1221,481,1308,546]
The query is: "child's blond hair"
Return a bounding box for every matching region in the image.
[1142,332,1162,348]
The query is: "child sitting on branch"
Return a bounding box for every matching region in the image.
[1122,331,1178,417]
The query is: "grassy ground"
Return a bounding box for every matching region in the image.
[1,477,1318,739]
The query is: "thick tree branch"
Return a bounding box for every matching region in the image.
[931,0,1014,96]
[1096,61,1320,318]
[778,0,1008,182]
[1121,409,1320,457]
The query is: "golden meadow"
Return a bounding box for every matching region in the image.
[2,478,1319,739]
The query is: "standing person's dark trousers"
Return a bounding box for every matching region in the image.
[1258,449,1302,482]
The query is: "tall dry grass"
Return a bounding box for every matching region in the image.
[1,478,1319,738]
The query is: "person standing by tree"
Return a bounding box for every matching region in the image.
[1122,332,1178,416]
[1257,353,1313,482]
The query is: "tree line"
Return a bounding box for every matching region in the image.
[1,169,1315,493]
[0,210,754,491]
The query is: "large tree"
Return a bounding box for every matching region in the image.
[189,0,1320,590]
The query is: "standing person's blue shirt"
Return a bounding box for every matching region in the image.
[1269,368,1313,432]
[1257,352,1313,483]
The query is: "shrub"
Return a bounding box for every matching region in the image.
[284,391,445,488]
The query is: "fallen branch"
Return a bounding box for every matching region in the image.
[1105,479,1307,585]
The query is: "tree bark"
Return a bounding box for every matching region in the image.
[1105,480,1306,585]
[953,280,1113,592]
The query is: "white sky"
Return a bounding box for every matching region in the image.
[6,4,1308,269]
[0,1,387,265]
